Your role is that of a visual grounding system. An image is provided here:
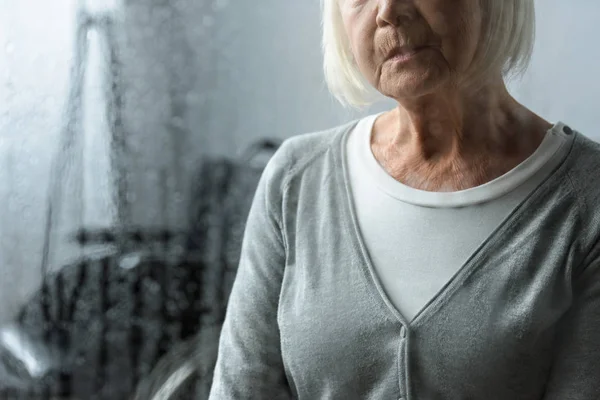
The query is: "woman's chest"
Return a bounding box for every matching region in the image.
[277,217,576,398]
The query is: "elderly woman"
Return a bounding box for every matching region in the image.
[209,0,600,399]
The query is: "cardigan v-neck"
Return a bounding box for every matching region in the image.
[344,113,572,323]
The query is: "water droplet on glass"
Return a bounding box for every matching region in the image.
[119,253,141,269]
[214,0,229,10]
[203,15,214,27]
[5,42,14,54]
[170,116,185,129]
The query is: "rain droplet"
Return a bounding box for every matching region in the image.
[119,253,142,269]
[214,0,229,10]
[203,15,214,27]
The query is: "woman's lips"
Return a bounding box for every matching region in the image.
[387,46,429,63]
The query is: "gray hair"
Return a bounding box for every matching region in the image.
[321,0,536,108]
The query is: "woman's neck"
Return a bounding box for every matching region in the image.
[371,79,552,192]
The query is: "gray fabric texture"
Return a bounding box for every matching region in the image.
[209,119,600,400]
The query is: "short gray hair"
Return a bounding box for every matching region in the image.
[321,0,536,108]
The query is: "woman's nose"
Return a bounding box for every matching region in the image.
[376,0,417,28]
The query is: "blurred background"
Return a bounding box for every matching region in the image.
[0,0,599,398]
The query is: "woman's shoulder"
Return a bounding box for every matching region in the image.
[564,130,600,202]
[262,118,359,187]
[561,129,600,229]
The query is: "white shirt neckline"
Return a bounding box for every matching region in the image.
[354,112,572,208]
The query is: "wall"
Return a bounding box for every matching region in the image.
[510,0,600,135]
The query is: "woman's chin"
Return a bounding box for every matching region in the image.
[383,80,447,100]
[381,70,449,100]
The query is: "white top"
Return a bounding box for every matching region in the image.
[346,112,572,321]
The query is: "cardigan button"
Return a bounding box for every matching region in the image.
[563,126,573,135]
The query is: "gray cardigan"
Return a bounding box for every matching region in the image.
[208,120,600,400]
